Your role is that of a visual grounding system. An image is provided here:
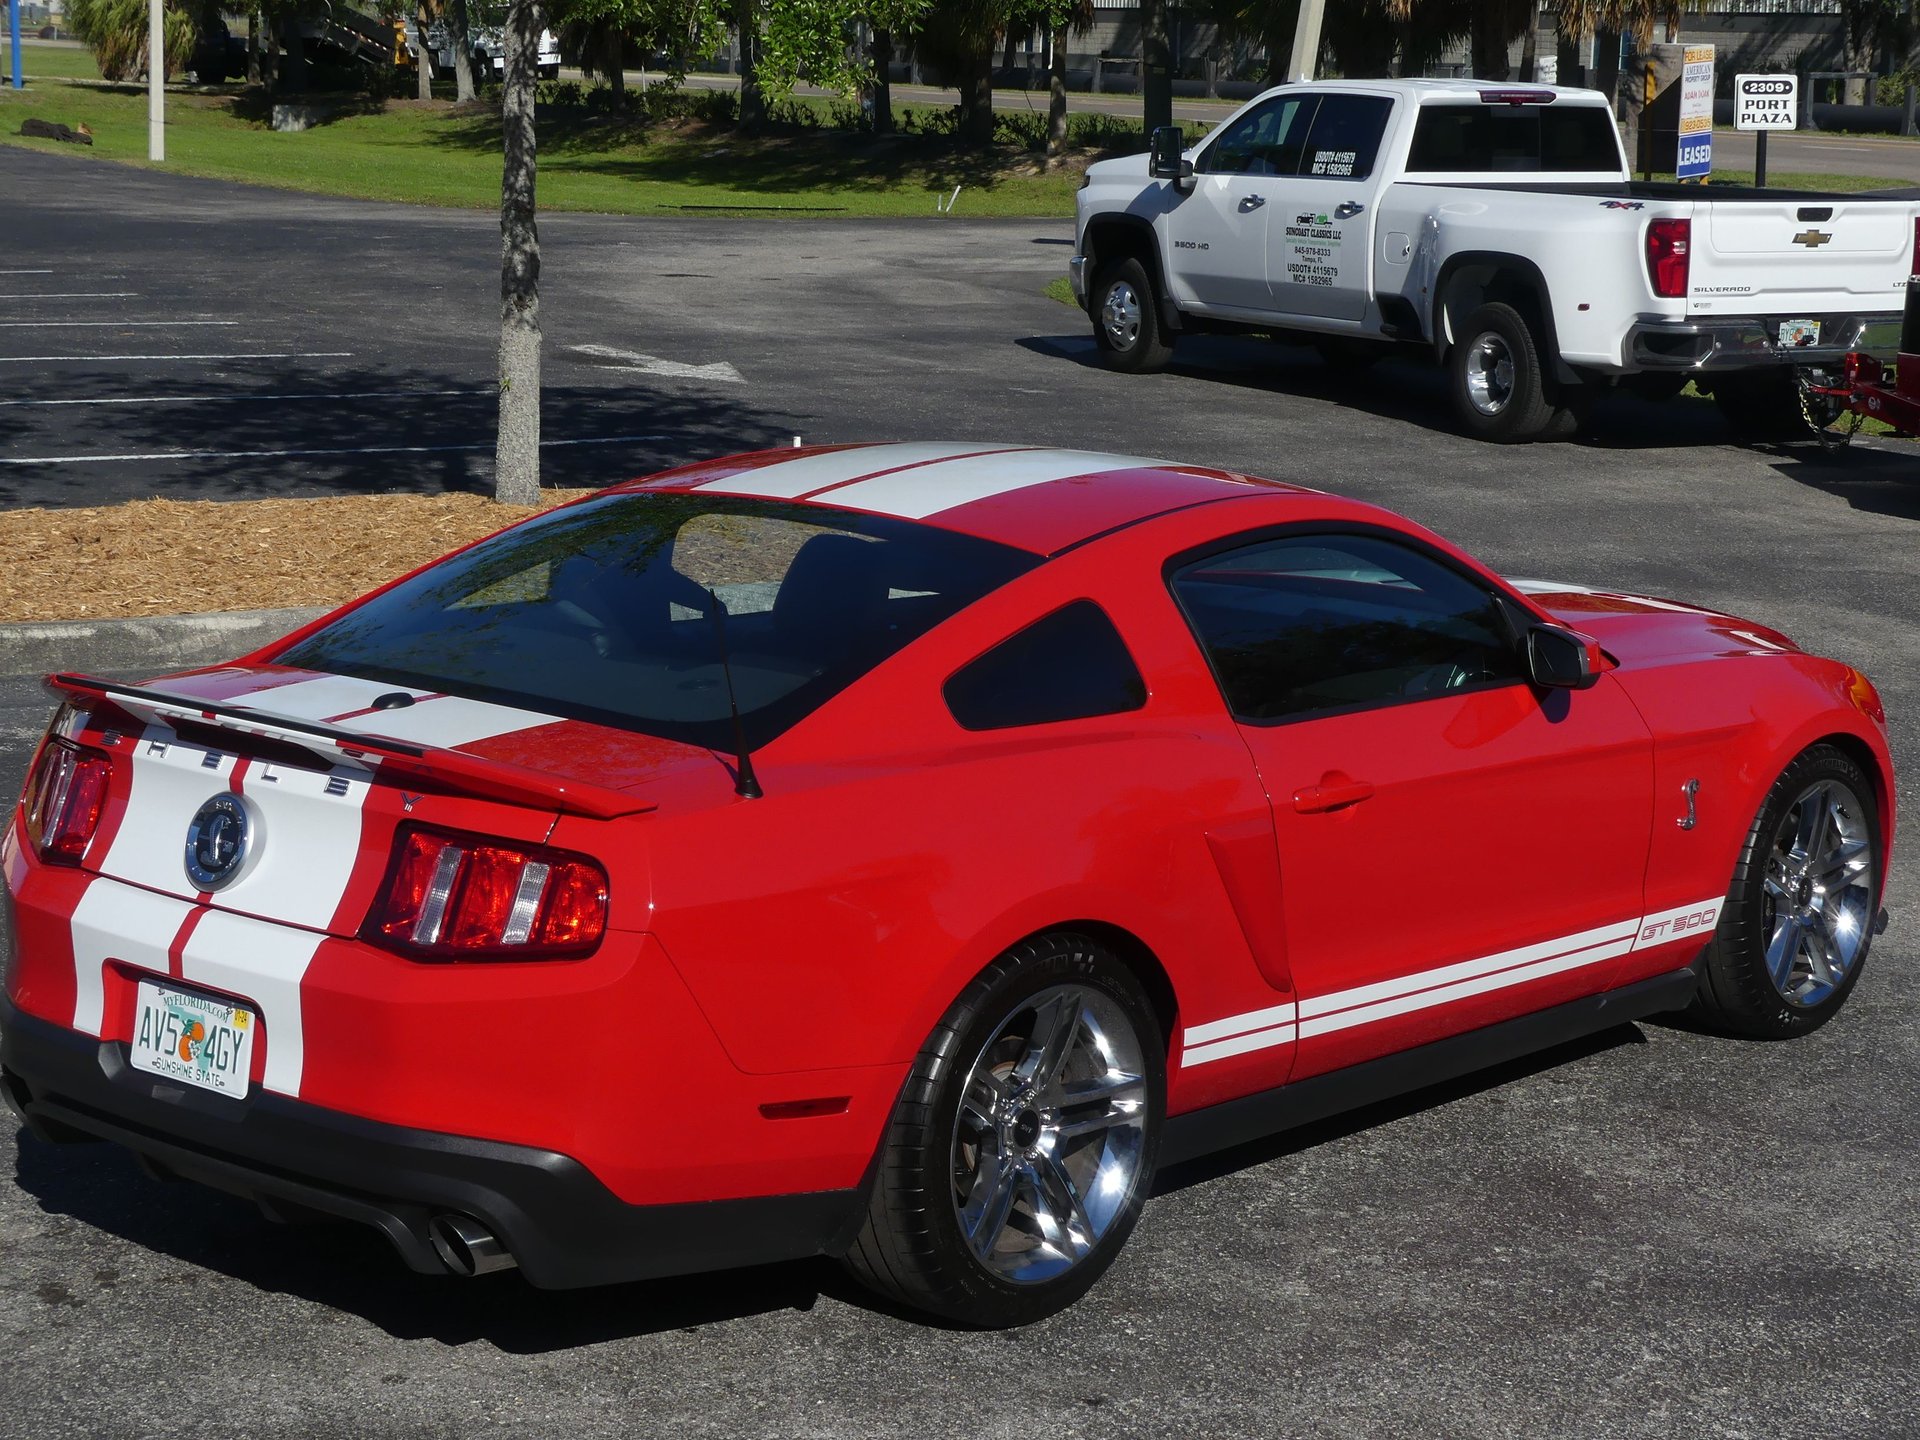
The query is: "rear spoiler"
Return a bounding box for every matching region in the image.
[47,674,659,823]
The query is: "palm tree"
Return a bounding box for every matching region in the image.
[67,0,195,81]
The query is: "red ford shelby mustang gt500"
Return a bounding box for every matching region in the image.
[0,443,1896,1327]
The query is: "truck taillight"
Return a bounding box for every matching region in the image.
[21,738,111,865]
[1646,218,1690,299]
[1910,216,1919,275]
[364,825,608,960]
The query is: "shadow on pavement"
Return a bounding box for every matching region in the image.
[1770,443,1920,520]
[9,1128,869,1346]
[1152,1024,1646,1197]
[0,360,808,510]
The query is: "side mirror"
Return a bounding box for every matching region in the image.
[1149,125,1194,192]
[1525,624,1602,691]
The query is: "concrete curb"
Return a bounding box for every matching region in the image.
[0,607,327,680]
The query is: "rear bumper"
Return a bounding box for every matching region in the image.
[1626,312,1902,371]
[0,995,862,1289]
[1069,254,1089,307]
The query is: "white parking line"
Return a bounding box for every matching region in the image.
[0,269,55,275]
[0,388,490,408]
[1,435,672,465]
[0,351,354,363]
[0,292,138,300]
[0,319,238,328]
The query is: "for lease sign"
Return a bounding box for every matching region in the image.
[1677,44,1715,179]
[1735,73,1799,130]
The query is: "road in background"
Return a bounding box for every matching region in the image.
[1,145,1917,1440]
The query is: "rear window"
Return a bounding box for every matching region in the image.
[1406,103,1621,174]
[275,492,1038,751]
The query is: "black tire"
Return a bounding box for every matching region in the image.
[1711,368,1814,441]
[1090,257,1174,374]
[1694,744,1883,1040]
[1449,302,1555,442]
[844,932,1166,1328]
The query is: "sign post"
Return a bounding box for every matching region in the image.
[1677,43,1715,181]
[1734,72,1799,188]
[8,0,22,91]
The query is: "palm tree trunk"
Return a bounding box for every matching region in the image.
[494,0,544,506]
[1518,11,1538,83]
[959,43,994,143]
[246,8,260,84]
[1141,0,1172,136]
[736,0,765,131]
[607,28,624,97]
[414,6,433,99]
[1046,25,1067,160]
[872,26,893,133]
[450,0,476,100]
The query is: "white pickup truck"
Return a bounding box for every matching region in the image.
[1069,78,1920,442]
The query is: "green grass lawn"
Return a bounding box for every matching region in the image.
[0,41,104,82]
[0,73,1100,216]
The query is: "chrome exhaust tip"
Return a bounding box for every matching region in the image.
[429,1213,518,1276]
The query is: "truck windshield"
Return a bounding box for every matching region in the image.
[274,492,1039,751]
[1406,103,1621,174]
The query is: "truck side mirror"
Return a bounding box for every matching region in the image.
[1525,624,1602,691]
[1149,125,1194,192]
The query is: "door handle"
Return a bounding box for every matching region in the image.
[1291,777,1375,814]
[1239,194,1267,212]
[1334,201,1365,219]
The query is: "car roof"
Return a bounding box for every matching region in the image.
[616,443,1321,555]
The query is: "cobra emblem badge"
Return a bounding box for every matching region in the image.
[185,794,253,891]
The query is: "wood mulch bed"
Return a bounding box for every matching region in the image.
[0,492,585,624]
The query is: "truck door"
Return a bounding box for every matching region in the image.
[1166,93,1320,315]
[1267,93,1394,322]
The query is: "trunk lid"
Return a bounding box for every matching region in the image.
[50,665,716,938]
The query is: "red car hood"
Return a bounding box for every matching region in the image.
[1505,578,1802,664]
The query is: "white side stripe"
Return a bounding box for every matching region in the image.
[1180,898,1724,1070]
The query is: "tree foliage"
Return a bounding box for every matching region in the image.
[67,0,197,80]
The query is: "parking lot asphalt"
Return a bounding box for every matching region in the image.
[2,146,1919,1440]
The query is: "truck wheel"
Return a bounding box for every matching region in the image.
[1449,303,1554,442]
[1090,258,1174,374]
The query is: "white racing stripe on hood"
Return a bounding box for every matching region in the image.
[697,443,1008,499]
[824,449,1167,519]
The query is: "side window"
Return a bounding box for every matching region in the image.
[1168,533,1525,724]
[1198,95,1318,177]
[1299,94,1393,180]
[944,601,1147,731]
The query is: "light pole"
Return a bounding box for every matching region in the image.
[148,0,163,160]
[1287,0,1326,83]
[9,0,22,91]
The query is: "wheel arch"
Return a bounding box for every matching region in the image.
[1082,214,1180,331]
[1806,729,1897,872]
[1433,252,1575,385]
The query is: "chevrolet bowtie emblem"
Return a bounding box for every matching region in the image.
[1792,229,1834,247]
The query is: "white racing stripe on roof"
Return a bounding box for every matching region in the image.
[825,449,1168,520]
[220,675,435,722]
[699,442,1012,499]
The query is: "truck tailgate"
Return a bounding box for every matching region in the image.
[1691,198,1915,317]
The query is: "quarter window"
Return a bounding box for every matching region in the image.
[1169,533,1525,723]
[944,601,1147,731]
[1198,94,1319,177]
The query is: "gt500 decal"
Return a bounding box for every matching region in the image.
[1182,897,1726,1068]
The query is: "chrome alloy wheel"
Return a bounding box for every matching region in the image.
[1464,331,1515,416]
[950,984,1149,1285]
[1762,778,1876,1006]
[1100,281,1143,352]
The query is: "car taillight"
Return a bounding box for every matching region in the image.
[1646,218,1690,299]
[21,738,111,865]
[364,825,608,960]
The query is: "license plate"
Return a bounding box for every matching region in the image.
[1779,318,1822,348]
[130,980,255,1098]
